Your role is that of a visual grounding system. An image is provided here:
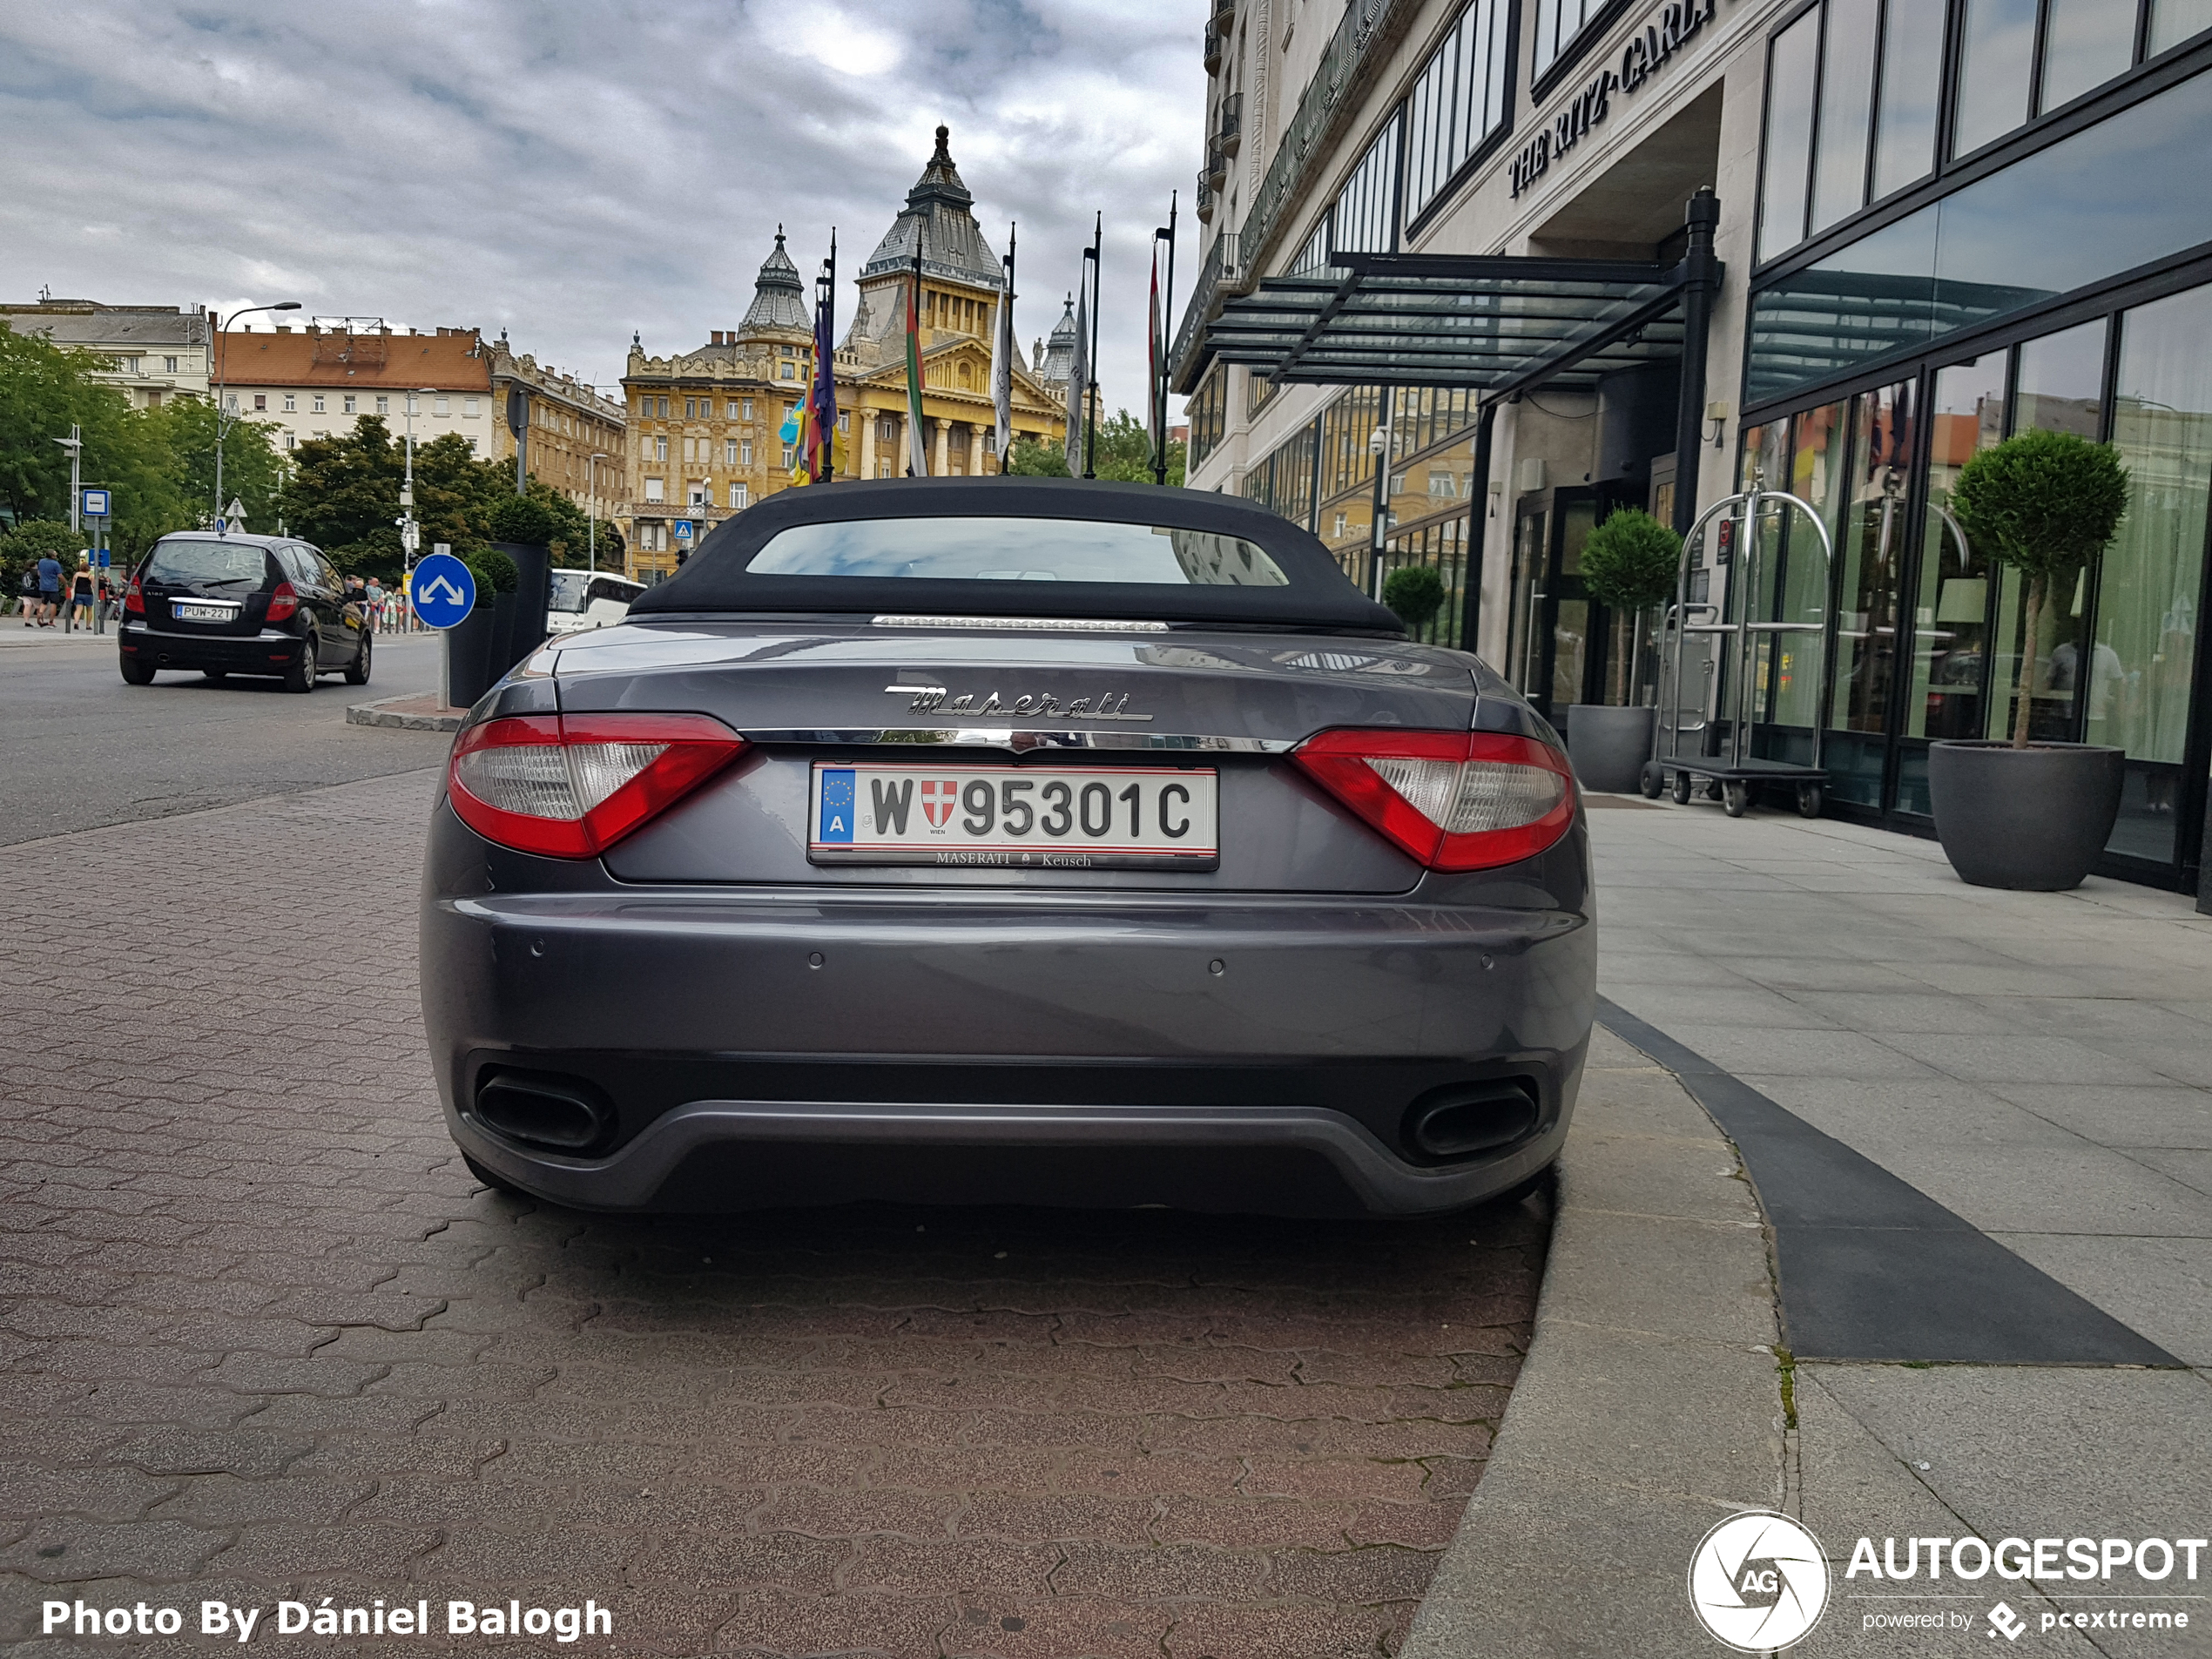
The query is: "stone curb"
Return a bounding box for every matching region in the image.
[347,694,465,732]
[1401,1024,1789,1657]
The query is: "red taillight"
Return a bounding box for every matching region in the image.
[1291,727,1576,872]
[125,576,144,615]
[266,580,298,622]
[446,712,745,858]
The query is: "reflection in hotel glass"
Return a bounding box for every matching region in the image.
[1740,281,2212,873]
[1756,0,2208,268]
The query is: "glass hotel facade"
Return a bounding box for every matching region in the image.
[1180,0,2212,894]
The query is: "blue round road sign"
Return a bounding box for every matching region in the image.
[409,552,476,630]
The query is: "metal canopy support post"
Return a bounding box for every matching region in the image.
[1456,401,1499,655]
[1670,188,1723,540]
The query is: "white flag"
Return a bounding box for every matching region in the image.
[990,293,1013,463]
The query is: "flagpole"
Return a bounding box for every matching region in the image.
[1083,213,1102,481]
[819,229,837,483]
[908,221,929,476]
[1162,193,1177,485]
[997,221,1016,473]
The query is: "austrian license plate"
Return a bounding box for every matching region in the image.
[172,603,233,623]
[810,762,1219,870]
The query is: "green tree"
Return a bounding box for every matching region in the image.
[1581,508,1683,705]
[1005,435,1071,477]
[2,519,86,608]
[1951,428,2130,747]
[1088,408,1187,487]
[1382,563,1446,633]
[148,395,282,542]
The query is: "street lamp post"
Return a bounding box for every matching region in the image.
[212,300,300,532]
[54,427,82,537]
[587,452,610,575]
[398,387,435,590]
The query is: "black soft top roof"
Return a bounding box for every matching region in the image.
[626,476,1404,634]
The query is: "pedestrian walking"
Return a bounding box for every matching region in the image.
[365,577,386,632]
[16,568,35,624]
[64,558,97,632]
[33,553,63,626]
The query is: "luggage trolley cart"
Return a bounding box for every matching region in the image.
[1639,489,1834,819]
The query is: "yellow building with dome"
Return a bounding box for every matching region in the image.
[620,127,1071,580]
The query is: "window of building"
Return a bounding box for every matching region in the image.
[684,398,695,418]
[731,482,748,509]
[343,395,356,414]
[311,395,326,413]
[741,398,754,420]
[837,412,851,434]
[1188,365,1228,469]
[722,439,736,464]
[644,478,664,502]
[164,355,179,373]
[285,433,297,449]
[780,344,795,356]
[253,394,267,411]
[376,395,390,415]
[781,361,797,379]
[435,396,449,416]
[740,440,753,465]
[1529,0,1611,84]
[281,394,296,411]
[656,436,669,462]
[876,416,898,444]
[782,444,797,468]
[464,396,478,416]
[1404,0,1512,226]
[658,396,670,417]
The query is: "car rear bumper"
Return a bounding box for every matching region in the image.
[421,820,1595,1217]
[120,621,304,668]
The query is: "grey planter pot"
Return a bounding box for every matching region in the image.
[1565,704,1657,794]
[1928,740,2124,891]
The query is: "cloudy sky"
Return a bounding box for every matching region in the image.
[0,1,1203,420]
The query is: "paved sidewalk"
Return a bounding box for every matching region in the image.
[1592,798,2212,1656]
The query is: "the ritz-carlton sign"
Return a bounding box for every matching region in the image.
[1509,0,1719,197]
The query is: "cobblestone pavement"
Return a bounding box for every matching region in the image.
[0,772,1545,1658]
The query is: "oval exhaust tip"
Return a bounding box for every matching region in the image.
[475,1072,613,1154]
[1405,1082,1540,1161]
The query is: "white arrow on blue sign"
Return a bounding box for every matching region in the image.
[409,552,477,630]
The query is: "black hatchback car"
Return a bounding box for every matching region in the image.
[119,531,369,691]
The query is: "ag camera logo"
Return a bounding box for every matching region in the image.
[1689,1510,1831,1650]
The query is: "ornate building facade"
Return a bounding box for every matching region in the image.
[619,128,1069,581]
[484,335,628,516]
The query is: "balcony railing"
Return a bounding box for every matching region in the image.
[1204,24,1223,72]
[1217,91,1244,158]
[1196,169,1216,224]
[1171,0,1414,388]
[1205,140,1228,188]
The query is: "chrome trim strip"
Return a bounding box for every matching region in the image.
[738,727,1296,753]
[871,614,1170,632]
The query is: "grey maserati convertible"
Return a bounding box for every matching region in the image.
[420,477,1595,1217]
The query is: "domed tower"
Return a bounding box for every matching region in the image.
[738,230,811,346]
[1038,296,1078,394]
[844,125,1004,368]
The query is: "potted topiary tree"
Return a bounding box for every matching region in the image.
[1569,507,1682,792]
[1929,428,2129,890]
[1381,563,1447,637]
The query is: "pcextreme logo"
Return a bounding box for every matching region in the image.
[1689,1510,1832,1650]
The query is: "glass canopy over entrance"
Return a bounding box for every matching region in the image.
[1204,250,1698,395]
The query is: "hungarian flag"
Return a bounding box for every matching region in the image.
[905,259,929,475]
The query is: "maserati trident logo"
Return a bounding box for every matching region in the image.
[885,685,1153,723]
[1689,1511,1830,1650]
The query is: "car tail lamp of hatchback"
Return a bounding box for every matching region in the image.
[265,580,299,622]
[124,576,144,615]
[1291,728,1576,872]
[447,713,746,858]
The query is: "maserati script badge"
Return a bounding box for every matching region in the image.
[884,685,1153,723]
